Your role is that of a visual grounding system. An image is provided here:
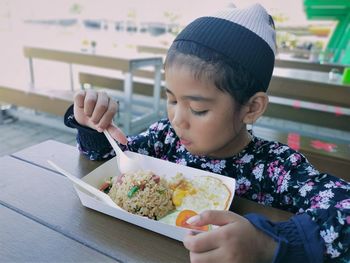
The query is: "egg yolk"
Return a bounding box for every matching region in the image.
[172,180,196,207]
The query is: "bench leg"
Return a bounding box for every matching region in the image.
[0,105,17,125]
[28,57,35,89]
[0,107,3,124]
[69,63,74,91]
[153,64,162,115]
[123,73,133,134]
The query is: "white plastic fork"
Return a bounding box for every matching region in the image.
[103,130,142,174]
[48,160,120,208]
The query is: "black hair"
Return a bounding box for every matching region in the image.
[164,41,263,109]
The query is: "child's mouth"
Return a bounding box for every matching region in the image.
[180,139,192,146]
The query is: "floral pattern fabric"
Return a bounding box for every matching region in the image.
[77,118,349,261]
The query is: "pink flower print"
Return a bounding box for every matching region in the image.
[277,175,284,185]
[335,181,343,187]
[176,140,181,147]
[267,161,279,178]
[276,172,291,193]
[289,153,302,165]
[176,158,187,166]
[236,178,251,196]
[277,175,284,192]
[254,192,265,203]
[310,195,322,209]
[335,199,350,209]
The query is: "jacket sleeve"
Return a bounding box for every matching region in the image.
[245,148,350,262]
[64,105,169,160]
[64,105,115,160]
[245,213,325,263]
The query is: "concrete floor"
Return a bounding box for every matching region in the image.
[0,111,76,157]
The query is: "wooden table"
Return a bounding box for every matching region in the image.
[2,140,293,262]
[137,44,168,56]
[23,46,163,134]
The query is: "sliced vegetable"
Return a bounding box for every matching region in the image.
[175,210,209,231]
[99,182,110,191]
[99,181,112,193]
[128,185,140,198]
[152,174,160,183]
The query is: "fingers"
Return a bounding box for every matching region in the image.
[187,210,240,227]
[184,231,220,253]
[84,90,98,117]
[96,98,117,131]
[107,124,128,145]
[90,92,110,126]
[74,90,86,108]
[73,90,127,144]
[189,247,225,263]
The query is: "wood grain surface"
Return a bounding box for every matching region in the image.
[11,140,293,222]
[0,204,116,262]
[0,156,189,263]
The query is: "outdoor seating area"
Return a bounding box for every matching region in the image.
[1,1,350,262]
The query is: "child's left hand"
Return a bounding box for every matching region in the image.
[183,210,277,263]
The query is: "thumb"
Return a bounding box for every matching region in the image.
[106,123,128,145]
[187,210,240,227]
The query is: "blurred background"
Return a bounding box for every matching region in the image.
[0,0,350,167]
[1,0,349,88]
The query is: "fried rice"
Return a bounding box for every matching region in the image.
[108,170,175,219]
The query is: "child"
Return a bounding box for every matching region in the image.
[64,4,349,263]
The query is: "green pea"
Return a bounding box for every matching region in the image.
[128,185,139,198]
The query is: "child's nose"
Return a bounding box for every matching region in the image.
[172,107,189,129]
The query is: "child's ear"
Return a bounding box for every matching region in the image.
[242,92,269,124]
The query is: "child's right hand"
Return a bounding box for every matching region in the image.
[73,90,128,145]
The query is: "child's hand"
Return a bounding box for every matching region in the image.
[183,210,277,263]
[73,90,128,144]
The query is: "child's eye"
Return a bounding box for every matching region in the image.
[190,108,208,116]
[167,99,177,105]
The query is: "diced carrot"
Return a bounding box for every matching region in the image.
[175,210,209,231]
[99,182,110,191]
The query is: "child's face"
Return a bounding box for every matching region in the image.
[165,64,249,158]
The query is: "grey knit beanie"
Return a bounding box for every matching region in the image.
[173,3,276,91]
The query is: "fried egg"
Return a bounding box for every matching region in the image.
[159,175,231,226]
[171,174,231,213]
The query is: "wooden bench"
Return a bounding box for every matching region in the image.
[265,97,350,132]
[137,45,168,56]
[265,68,350,132]
[270,68,350,108]
[0,85,73,116]
[0,84,163,134]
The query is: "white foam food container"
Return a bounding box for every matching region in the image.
[64,151,236,241]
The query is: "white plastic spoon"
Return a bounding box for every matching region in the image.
[103,130,142,174]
